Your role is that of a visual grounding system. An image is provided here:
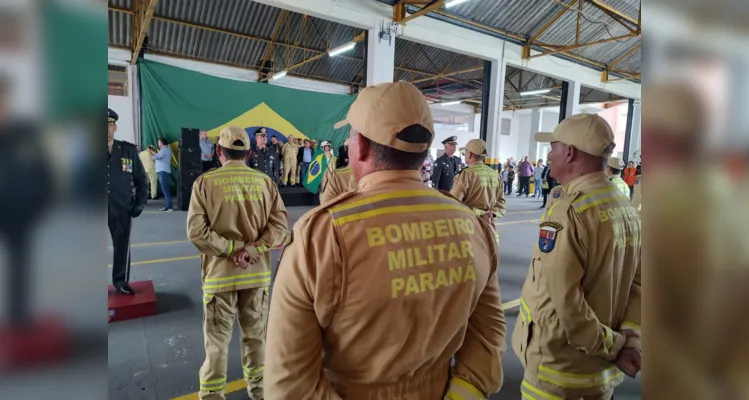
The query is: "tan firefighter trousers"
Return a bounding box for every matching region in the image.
[199,288,268,400]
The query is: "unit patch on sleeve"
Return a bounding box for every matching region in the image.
[538,221,563,253]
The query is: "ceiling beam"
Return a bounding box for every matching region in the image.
[576,0,583,44]
[528,0,578,44]
[588,0,639,27]
[525,33,636,59]
[257,10,289,81]
[259,32,366,82]
[397,0,446,25]
[608,43,640,69]
[411,66,484,84]
[131,0,160,64]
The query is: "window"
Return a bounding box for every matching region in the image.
[108,65,128,96]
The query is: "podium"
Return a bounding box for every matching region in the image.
[108,280,158,323]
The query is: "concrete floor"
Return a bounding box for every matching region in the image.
[107,195,641,400]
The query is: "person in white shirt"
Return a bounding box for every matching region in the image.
[533,159,545,198]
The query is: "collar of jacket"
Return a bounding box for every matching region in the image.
[221,160,249,168]
[358,170,421,191]
[564,171,609,193]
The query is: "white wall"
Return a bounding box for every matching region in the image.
[108,94,135,144]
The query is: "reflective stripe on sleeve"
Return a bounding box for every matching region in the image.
[445,377,485,400]
[537,365,624,389]
[520,380,563,400]
[202,293,213,304]
[519,298,533,325]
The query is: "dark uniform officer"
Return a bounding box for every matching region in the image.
[431,135,462,191]
[248,128,279,185]
[108,108,148,295]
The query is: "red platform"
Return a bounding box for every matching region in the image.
[0,317,69,371]
[108,280,158,323]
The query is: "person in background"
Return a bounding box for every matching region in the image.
[501,164,509,189]
[533,158,545,198]
[138,144,159,199]
[336,139,349,168]
[431,136,462,191]
[153,137,173,211]
[422,152,435,187]
[622,160,638,199]
[319,165,356,204]
[109,108,148,294]
[540,158,558,209]
[281,134,298,187]
[506,165,515,195]
[321,140,336,172]
[607,157,630,198]
[269,135,282,182]
[451,139,507,223]
[249,128,279,185]
[298,139,313,186]
[517,156,534,197]
[266,81,506,399]
[199,130,214,173]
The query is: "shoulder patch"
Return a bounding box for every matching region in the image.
[538,221,562,253]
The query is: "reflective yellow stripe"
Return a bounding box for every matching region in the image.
[577,196,629,213]
[603,325,614,355]
[204,277,271,290]
[205,271,271,283]
[329,190,445,213]
[333,204,472,226]
[543,201,562,221]
[202,293,213,304]
[521,380,563,400]
[200,377,226,385]
[243,365,264,378]
[451,377,485,399]
[445,390,466,400]
[621,321,641,331]
[538,365,624,389]
[573,187,616,206]
[228,240,234,256]
[520,298,533,324]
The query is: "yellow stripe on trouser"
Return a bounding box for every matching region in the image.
[199,377,226,391]
[521,380,563,400]
[519,298,532,324]
[203,272,271,290]
[243,365,264,379]
[537,365,624,389]
[445,377,485,400]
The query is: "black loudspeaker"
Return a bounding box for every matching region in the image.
[178,189,191,211]
[178,128,202,211]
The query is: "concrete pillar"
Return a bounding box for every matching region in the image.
[528,109,542,161]
[482,59,506,169]
[366,26,395,86]
[564,80,581,118]
[627,99,642,162]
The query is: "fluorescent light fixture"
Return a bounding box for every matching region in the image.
[441,101,462,106]
[445,0,471,8]
[328,42,356,57]
[520,89,552,96]
[271,70,287,80]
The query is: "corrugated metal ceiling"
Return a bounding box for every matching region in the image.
[108,0,635,105]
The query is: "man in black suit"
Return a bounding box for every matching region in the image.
[108,108,148,295]
[431,136,462,191]
[336,139,349,168]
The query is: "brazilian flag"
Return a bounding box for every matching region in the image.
[303,148,329,194]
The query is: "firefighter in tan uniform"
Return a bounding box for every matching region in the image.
[138,145,159,199]
[266,81,506,399]
[281,134,298,186]
[606,157,630,198]
[319,166,356,204]
[450,139,507,220]
[513,114,642,400]
[187,126,288,400]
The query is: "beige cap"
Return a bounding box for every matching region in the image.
[607,156,624,169]
[534,113,615,158]
[642,82,704,140]
[465,139,488,157]
[334,81,434,153]
[218,126,250,150]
